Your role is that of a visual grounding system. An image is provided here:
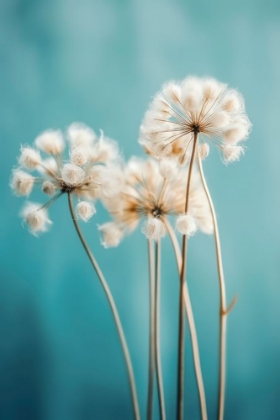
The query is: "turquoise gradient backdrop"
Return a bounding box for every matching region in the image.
[1,0,280,419]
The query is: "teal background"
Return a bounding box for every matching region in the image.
[1,0,280,419]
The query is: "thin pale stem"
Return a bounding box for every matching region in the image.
[67,193,140,420]
[154,240,166,420]
[177,132,198,420]
[196,154,227,420]
[147,239,155,420]
[164,219,208,420]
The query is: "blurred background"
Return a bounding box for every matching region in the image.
[1,0,280,418]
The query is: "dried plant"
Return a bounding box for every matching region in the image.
[11,76,251,420]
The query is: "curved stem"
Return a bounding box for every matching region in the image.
[196,154,227,420]
[177,132,198,420]
[147,239,155,420]
[165,219,208,420]
[154,240,166,420]
[67,193,140,420]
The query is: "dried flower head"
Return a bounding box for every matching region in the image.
[11,123,120,233]
[139,77,251,164]
[21,202,52,235]
[99,157,213,246]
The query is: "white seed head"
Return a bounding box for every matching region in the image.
[76,201,96,222]
[222,145,245,164]
[203,78,225,100]
[98,222,124,248]
[162,81,181,103]
[42,180,56,195]
[141,218,166,240]
[181,77,203,112]
[87,165,107,184]
[67,122,96,147]
[62,163,85,185]
[11,170,34,196]
[19,147,41,169]
[176,214,197,236]
[21,202,52,235]
[198,143,210,160]
[221,90,244,112]
[159,158,178,179]
[223,120,250,144]
[35,130,65,155]
[70,146,90,167]
[208,111,229,128]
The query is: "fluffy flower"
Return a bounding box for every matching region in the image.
[176,214,197,236]
[76,201,96,222]
[21,202,52,235]
[139,77,251,164]
[99,157,213,246]
[98,222,124,248]
[19,147,41,169]
[11,170,35,196]
[11,123,120,234]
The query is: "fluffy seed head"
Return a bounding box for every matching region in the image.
[42,181,56,195]
[76,201,96,222]
[198,143,210,160]
[91,132,119,163]
[70,147,89,166]
[62,164,85,186]
[98,222,124,248]
[21,202,51,235]
[19,147,41,169]
[222,145,245,163]
[67,123,96,147]
[35,130,65,155]
[176,214,197,236]
[141,218,166,240]
[11,170,34,196]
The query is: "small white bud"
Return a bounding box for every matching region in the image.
[11,170,34,196]
[35,130,65,155]
[76,201,96,222]
[67,123,96,147]
[62,163,85,186]
[19,147,41,169]
[176,214,197,236]
[70,146,90,167]
[159,159,178,179]
[222,145,244,163]
[42,181,56,195]
[208,111,229,128]
[21,202,52,235]
[141,218,165,240]
[98,222,124,248]
[198,143,210,160]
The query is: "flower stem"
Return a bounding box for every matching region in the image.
[147,239,155,420]
[196,154,228,420]
[164,219,208,420]
[154,240,166,420]
[68,193,140,420]
[177,132,198,420]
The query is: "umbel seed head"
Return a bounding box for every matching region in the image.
[62,163,85,186]
[76,201,96,222]
[141,218,166,240]
[176,214,197,236]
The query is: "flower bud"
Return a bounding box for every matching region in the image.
[42,181,56,195]
[19,147,41,169]
[70,146,89,167]
[76,201,96,222]
[21,203,51,235]
[35,130,65,155]
[67,123,96,147]
[141,218,165,240]
[62,164,85,186]
[11,170,34,196]
[98,222,124,248]
[176,214,197,236]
